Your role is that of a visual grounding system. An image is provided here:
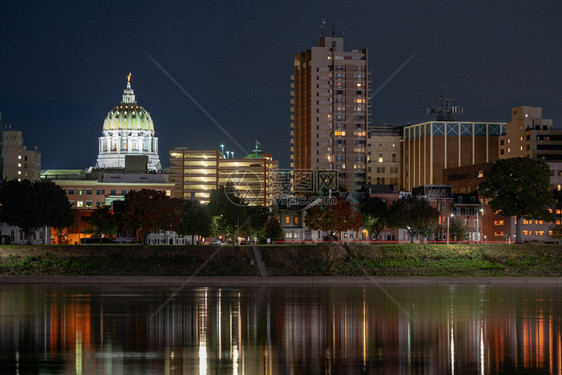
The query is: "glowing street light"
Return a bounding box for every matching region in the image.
[447,213,454,245]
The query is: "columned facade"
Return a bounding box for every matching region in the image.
[96,75,161,171]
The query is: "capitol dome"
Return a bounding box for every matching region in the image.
[95,73,161,171]
[102,104,154,132]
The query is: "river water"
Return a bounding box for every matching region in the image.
[0,283,561,374]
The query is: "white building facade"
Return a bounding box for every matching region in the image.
[96,74,161,171]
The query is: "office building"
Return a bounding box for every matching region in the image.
[291,32,371,191]
[366,124,401,186]
[499,106,562,161]
[0,125,41,182]
[401,121,505,191]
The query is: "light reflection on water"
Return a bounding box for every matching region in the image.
[0,284,561,374]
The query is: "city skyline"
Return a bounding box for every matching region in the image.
[1,0,561,169]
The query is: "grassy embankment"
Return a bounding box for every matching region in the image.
[1,243,561,277]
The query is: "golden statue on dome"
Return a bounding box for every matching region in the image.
[127,72,132,85]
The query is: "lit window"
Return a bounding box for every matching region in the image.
[17,163,21,167]
[18,155,22,160]
[294,216,299,225]
[494,231,504,236]
[76,201,84,208]
[77,189,83,196]
[285,216,290,224]
[18,171,21,175]
[85,201,93,208]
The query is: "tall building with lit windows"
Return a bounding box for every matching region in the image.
[169,145,279,206]
[0,126,41,182]
[499,106,562,161]
[290,32,371,191]
[366,124,402,186]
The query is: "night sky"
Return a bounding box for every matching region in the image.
[1,0,561,169]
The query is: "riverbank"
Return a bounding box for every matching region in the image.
[1,243,561,278]
[2,276,562,285]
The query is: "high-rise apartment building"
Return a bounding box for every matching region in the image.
[0,125,41,182]
[291,33,371,191]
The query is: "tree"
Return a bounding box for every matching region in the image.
[245,205,269,242]
[35,181,75,244]
[0,180,74,244]
[479,157,553,243]
[264,216,284,242]
[208,184,247,242]
[449,218,469,243]
[305,196,362,243]
[360,196,388,241]
[178,199,212,244]
[551,225,562,243]
[120,189,182,243]
[83,206,117,243]
[387,195,439,243]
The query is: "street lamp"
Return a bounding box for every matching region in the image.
[447,213,454,245]
[477,208,484,243]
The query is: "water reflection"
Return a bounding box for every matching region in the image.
[0,284,561,374]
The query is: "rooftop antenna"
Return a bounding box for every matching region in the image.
[340,20,344,37]
[331,16,336,37]
[426,86,463,121]
[320,18,326,39]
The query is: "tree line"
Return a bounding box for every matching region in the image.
[0,157,555,245]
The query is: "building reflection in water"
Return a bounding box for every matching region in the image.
[1,284,562,373]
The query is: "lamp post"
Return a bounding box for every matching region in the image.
[476,208,483,243]
[447,213,454,245]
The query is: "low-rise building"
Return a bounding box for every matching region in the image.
[412,185,454,242]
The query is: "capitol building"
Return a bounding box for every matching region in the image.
[95,74,161,171]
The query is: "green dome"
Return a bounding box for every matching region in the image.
[103,104,154,131]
